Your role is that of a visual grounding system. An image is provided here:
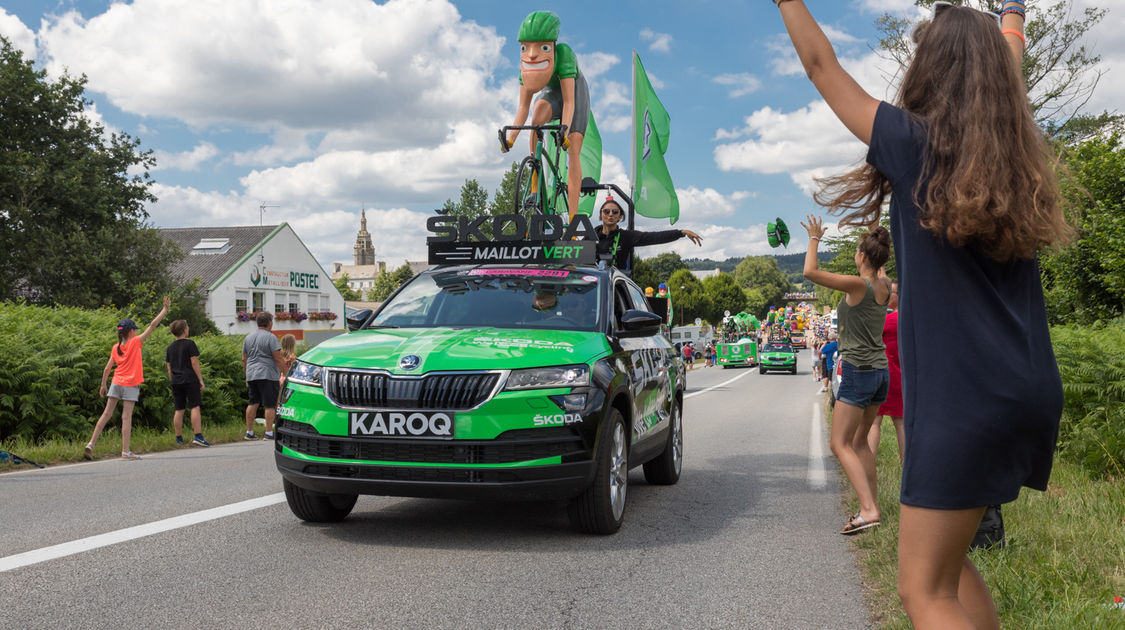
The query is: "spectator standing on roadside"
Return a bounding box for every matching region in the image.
[802,215,892,537]
[84,296,171,460]
[681,342,694,371]
[242,312,287,441]
[165,320,210,447]
[777,2,1067,626]
[868,279,903,462]
[820,333,838,394]
[278,333,298,406]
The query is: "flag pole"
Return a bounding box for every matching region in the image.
[629,50,637,232]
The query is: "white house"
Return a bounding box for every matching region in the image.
[162,224,345,342]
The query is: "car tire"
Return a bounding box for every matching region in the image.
[759,367,766,374]
[643,402,682,485]
[790,366,797,375]
[568,408,628,535]
[283,478,358,523]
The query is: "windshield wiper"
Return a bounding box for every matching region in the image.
[366,324,400,329]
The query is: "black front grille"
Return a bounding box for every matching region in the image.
[279,425,585,465]
[324,370,500,410]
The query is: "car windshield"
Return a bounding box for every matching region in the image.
[765,343,792,353]
[370,267,602,332]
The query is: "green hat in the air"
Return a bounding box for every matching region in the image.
[519,11,560,42]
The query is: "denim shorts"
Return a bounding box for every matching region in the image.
[836,361,889,409]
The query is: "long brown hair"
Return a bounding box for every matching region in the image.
[815,6,1070,261]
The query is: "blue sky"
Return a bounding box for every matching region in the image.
[1,0,1121,268]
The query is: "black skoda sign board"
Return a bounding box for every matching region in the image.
[427,213,597,265]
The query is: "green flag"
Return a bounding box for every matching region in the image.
[544,112,602,215]
[632,52,679,224]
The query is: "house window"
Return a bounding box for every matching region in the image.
[235,292,248,314]
[252,292,264,312]
[289,293,299,313]
[319,295,329,312]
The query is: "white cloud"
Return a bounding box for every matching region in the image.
[239,120,507,206]
[576,51,620,79]
[1075,0,1125,117]
[0,9,36,57]
[854,0,917,14]
[675,187,755,220]
[639,28,673,53]
[713,73,764,98]
[152,142,220,172]
[37,0,507,137]
[713,102,868,194]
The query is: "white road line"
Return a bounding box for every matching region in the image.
[683,369,754,400]
[0,492,286,573]
[808,402,828,489]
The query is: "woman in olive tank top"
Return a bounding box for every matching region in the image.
[802,215,892,535]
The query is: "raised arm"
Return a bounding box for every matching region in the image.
[800,214,866,297]
[1000,0,1026,65]
[138,296,171,344]
[504,87,535,150]
[776,0,880,145]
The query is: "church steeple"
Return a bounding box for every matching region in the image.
[353,209,375,266]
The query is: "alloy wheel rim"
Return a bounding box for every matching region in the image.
[610,422,627,520]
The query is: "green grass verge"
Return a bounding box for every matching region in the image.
[0,417,260,468]
[842,411,1125,628]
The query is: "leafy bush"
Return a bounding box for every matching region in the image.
[1051,317,1125,478]
[0,302,249,442]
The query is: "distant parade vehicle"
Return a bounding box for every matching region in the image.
[758,341,798,375]
[274,185,686,535]
[716,338,758,368]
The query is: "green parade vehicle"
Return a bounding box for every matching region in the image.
[716,338,757,368]
[275,186,685,535]
[758,341,798,375]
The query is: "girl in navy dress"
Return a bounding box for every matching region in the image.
[775,1,1069,627]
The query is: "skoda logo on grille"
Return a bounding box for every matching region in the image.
[399,354,421,371]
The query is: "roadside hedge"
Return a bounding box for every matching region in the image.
[1052,317,1125,479]
[0,303,249,441]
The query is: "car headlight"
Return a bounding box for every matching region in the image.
[505,365,590,391]
[288,360,323,387]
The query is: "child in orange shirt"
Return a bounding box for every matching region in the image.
[84,296,170,460]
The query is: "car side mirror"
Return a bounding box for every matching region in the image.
[345,309,373,332]
[618,309,663,337]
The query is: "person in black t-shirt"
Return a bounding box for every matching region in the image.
[595,197,702,272]
[165,320,210,447]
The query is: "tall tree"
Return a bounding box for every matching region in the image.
[1040,134,1125,323]
[732,255,791,310]
[702,273,747,323]
[646,252,689,285]
[489,162,520,216]
[873,1,1118,138]
[0,36,180,308]
[332,274,361,301]
[667,269,713,326]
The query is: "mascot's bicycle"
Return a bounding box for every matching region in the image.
[500,123,570,217]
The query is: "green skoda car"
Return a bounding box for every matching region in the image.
[276,264,685,534]
[758,341,798,375]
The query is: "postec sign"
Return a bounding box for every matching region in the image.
[426,213,597,266]
[250,265,320,289]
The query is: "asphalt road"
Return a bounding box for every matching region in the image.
[0,361,871,629]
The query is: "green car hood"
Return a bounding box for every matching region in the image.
[761,351,795,359]
[300,327,612,374]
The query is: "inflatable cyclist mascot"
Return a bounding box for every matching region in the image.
[501,11,589,221]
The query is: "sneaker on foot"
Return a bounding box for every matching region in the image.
[121,451,141,460]
[83,443,94,460]
[244,431,260,441]
[819,385,827,393]
[191,436,211,447]
[175,436,184,445]
[264,431,275,440]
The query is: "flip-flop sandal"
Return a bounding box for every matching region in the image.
[83,444,94,460]
[840,514,880,535]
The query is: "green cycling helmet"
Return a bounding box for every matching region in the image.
[519,11,560,42]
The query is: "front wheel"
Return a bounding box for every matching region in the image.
[568,408,628,534]
[759,367,766,374]
[283,479,357,523]
[643,402,682,485]
[513,156,541,214]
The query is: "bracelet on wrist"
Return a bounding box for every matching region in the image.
[809,236,821,242]
[1001,28,1027,49]
[1000,7,1026,18]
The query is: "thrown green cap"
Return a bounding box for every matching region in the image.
[519,11,560,42]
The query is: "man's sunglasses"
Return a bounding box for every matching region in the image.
[932,1,1002,27]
